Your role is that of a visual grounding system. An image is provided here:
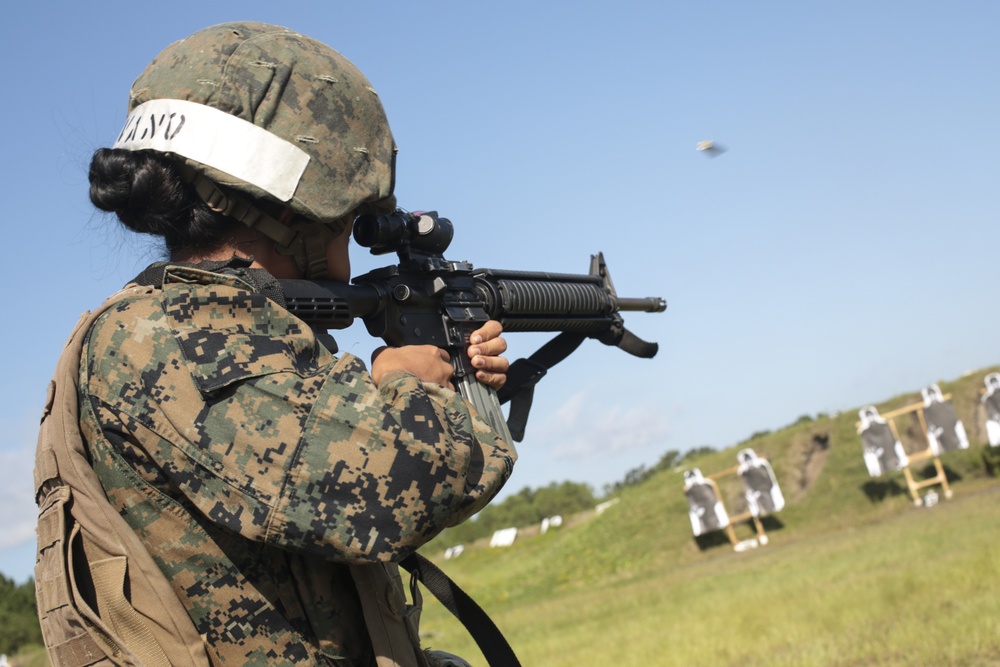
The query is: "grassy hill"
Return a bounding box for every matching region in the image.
[417,365,1000,665]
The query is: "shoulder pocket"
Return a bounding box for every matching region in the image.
[162,284,323,395]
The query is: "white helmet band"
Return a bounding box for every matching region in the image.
[113,99,310,203]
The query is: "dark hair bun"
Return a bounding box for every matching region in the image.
[89,148,189,236]
[88,148,237,252]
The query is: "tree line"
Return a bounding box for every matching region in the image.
[432,480,598,547]
[603,446,715,495]
[431,446,718,549]
[0,574,42,657]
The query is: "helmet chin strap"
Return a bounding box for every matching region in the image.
[188,173,337,279]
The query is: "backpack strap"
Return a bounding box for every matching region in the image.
[349,564,430,667]
[34,287,213,667]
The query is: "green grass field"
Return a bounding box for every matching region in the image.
[420,479,1000,666]
[419,368,1000,666]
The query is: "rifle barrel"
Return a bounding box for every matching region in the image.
[616,297,667,312]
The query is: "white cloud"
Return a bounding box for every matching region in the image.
[535,389,671,461]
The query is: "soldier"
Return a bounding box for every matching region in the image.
[75,22,515,666]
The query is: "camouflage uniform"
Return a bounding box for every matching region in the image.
[78,263,515,665]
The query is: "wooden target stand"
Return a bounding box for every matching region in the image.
[706,464,770,551]
[857,397,954,506]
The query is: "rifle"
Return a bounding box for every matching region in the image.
[279,209,667,443]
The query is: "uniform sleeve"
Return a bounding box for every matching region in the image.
[270,362,514,561]
[83,282,515,565]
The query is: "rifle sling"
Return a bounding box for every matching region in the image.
[399,554,521,667]
[498,332,587,441]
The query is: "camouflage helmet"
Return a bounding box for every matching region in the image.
[113,22,397,275]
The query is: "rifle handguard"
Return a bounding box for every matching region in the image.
[279,212,666,442]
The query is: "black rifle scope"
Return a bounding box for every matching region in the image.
[353,210,454,257]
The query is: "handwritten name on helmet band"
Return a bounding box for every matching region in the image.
[112,99,310,202]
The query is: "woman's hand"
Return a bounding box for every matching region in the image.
[371,345,455,389]
[369,321,509,390]
[467,320,509,390]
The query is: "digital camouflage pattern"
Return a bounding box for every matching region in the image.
[127,22,397,228]
[79,265,515,665]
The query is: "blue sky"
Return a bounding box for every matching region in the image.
[1,2,997,583]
